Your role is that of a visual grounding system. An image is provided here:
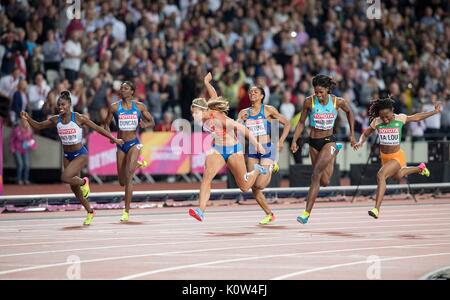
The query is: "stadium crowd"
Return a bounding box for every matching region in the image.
[0,0,449,142]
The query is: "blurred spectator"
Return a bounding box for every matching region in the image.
[28,73,50,120]
[0,0,447,144]
[155,111,174,132]
[147,81,162,123]
[279,90,295,122]
[39,90,58,140]
[441,98,450,139]
[0,66,21,98]
[71,79,87,114]
[1,32,18,75]
[86,78,110,124]
[10,116,36,185]
[423,94,442,141]
[42,30,62,71]
[80,54,100,83]
[10,79,28,124]
[61,30,82,85]
[409,119,427,142]
[160,74,176,113]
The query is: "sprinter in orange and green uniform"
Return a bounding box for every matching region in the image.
[354,97,441,219]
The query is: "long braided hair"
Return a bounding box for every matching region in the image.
[368,97,395,122]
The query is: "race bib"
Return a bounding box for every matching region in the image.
[313,113,335,130]
[58,128,79,145]
[378,127,401,145]
[246,119,267,136]
[118,113,139,131]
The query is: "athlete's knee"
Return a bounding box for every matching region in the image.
[251,186,260,193]
[311,169,322,183]
[125,166,134,177]
[392,174,402,181]
[60,174,71,184]
[377,170,387,182]
[239,185,249,193]
[253,180,267,190]
[201,173,214,184]
[320,177,331,187]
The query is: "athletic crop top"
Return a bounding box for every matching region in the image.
[309,95,338,131]
[57,112,83,145]
[370,114,407,146]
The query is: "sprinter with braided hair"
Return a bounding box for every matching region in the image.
[354,97,441,219]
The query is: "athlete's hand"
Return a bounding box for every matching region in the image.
[113,138,124,145]
[353,142,363,151]
[434,102,442,113]
[20,111,30,121]
[204,72,213,83]
[277,142,284,152]
[350,136,357,148]
[291,141,299,153]
[256,143,266,155]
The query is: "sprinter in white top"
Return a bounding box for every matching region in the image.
[21,91,124,225]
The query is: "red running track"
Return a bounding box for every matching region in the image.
[0,198,449,280]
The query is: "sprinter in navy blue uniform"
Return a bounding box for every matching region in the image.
[104,81,154,222]
[238,87,291,225]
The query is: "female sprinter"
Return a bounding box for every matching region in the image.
[354,97,440,219]
[104,81,154,222]
[237,86,291,225]
[291,75,356,224]
[188,73,268,222]
[21,91,124,225]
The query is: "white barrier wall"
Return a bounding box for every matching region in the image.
[0,125,431,173]
[2,126,62,169]
[279,141,429,171]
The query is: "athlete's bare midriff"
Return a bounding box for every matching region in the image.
[309,127,334,139]
[380,144,401,154]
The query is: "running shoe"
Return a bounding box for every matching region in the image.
[254,163,268,175]
[259,213,275,225]
[368,208,379,219]
[297,211,310,224]
[120,210,129,222]
[336,143,343,152]
[189,208,204,222]
[83,211,95,226]
[137,155,148,168]
[271,162,280,174]
[418,163,430,177]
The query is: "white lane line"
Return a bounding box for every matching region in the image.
[1,203,449,224]
[1,219,450,242]
[117,241,450,280]
[1,206,450,228]
[0,236,429,276]
[2,225,450,257]
[272,253,450,280]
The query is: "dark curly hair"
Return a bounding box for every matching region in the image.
[312,74,337,92]
[368,97,395,122]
